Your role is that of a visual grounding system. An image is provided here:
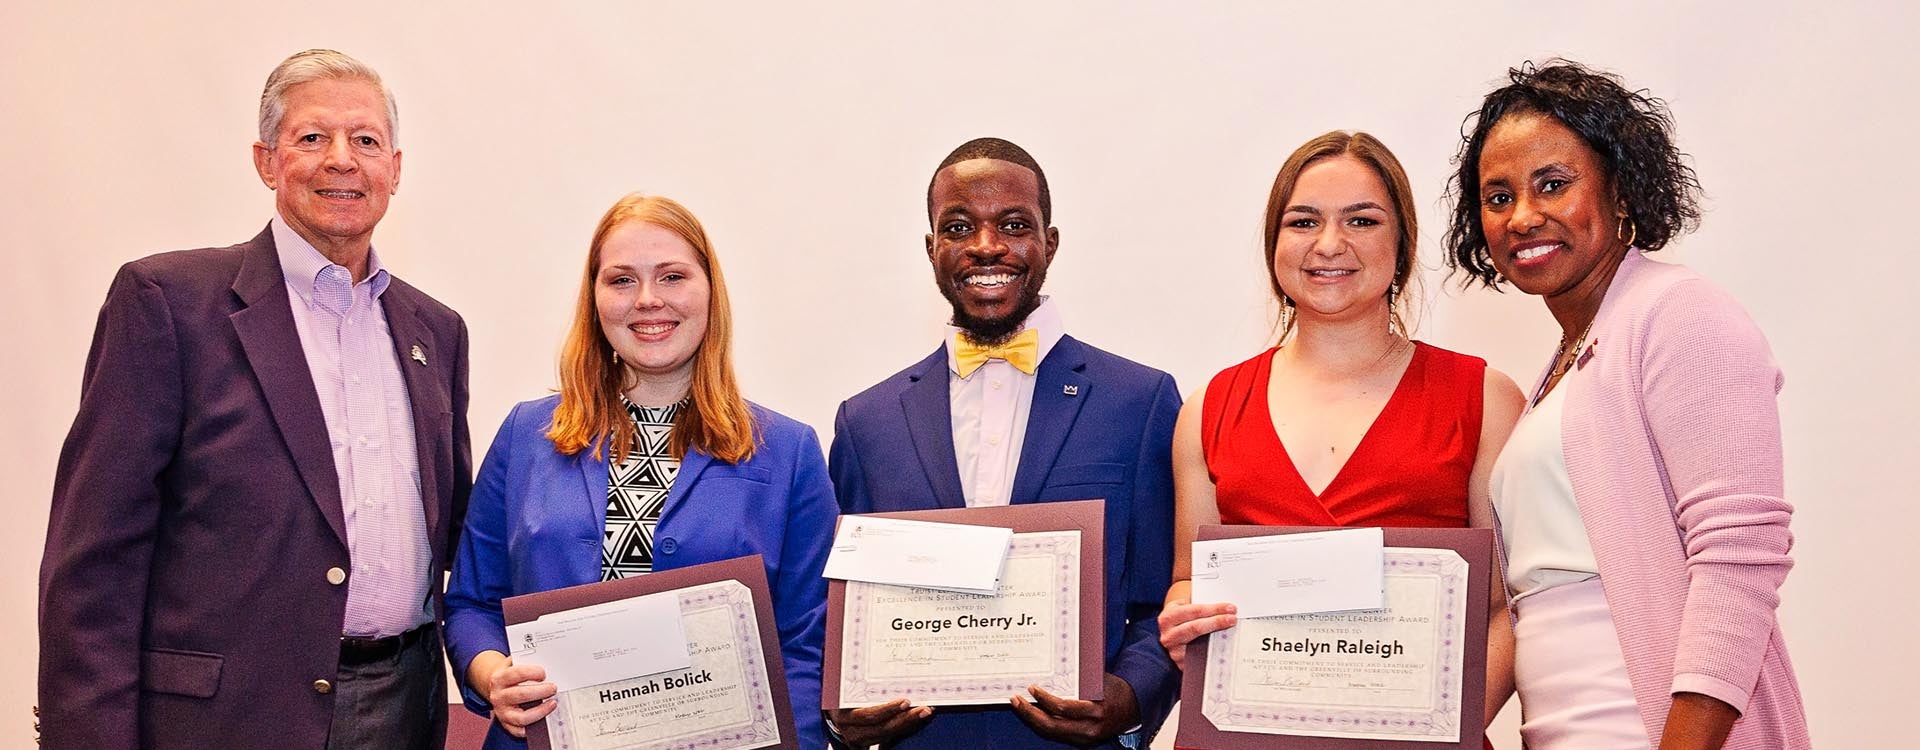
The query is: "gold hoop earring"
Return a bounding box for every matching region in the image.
[1617,217,1638,248]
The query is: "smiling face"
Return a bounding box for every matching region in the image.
[595,221,711,390]
[251,77,400,260]
[1271,155,1401,326]
[1476,113,1630,308]
[926,158,1059,343]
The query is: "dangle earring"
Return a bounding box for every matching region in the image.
[1386,282,1401,335]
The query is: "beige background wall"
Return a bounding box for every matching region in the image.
[5,2,1911,746]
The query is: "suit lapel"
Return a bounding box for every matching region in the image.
[900,347,967,509]
[379,285,445,539]
[1009,336,1091,505]
[657,448,713,529]
[228,227,349,548]
[580,434,712,546]
[575,447,612,538]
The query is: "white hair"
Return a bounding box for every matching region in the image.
[257,49,399,148]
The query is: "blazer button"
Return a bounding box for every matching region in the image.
[326,567,347,585]
[312,679,333,694]
[659,537,677,554]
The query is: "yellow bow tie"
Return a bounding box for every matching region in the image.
[954,329,1040,378]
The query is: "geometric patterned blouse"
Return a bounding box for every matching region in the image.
[601,398,684,580]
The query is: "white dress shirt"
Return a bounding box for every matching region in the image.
[945,297,1064,507]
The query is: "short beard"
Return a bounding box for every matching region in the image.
[942,276,1046,346]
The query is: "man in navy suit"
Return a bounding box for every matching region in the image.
[826,138,1180,748]
[38,50,469,750]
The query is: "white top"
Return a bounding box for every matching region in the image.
[944,297,1064,507]
[1491,380,1601,602]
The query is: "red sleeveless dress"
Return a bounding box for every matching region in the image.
[1200,342,1485,528]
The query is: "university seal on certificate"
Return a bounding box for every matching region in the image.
[1177,527,1493,750]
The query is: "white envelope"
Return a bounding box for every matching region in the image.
[1190,527,1385,619]
[504,590,690,691]
[821,516,1013,594]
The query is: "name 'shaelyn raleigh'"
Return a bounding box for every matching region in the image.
[1260,638,1407,659]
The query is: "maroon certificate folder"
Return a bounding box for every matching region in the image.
[1175,526,1494,750]
[822,499,1107,708]
[502,554,797,750]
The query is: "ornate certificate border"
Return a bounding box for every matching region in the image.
[506,554,798,750]
[1200,548,1469,742]
[837,532,1080,705]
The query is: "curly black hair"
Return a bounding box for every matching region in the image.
[1443,59,1702,288]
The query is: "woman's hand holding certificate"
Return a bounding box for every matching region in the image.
[469,655,556,739]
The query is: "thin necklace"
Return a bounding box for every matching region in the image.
[1531,319,1594,408]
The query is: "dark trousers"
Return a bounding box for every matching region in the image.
[326,625,447,750]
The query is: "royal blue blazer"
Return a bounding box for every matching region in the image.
[445,395,836,750]
[829,336,1182,749]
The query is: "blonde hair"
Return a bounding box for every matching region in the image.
[547,194,756,464]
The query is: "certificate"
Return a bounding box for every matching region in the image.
[1177,527,1493,750]
[503,555,797,750]
[823,500,1106,709]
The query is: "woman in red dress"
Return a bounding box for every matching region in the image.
[1157,131,1524,730]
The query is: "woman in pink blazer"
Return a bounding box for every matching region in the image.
[1443,61,1809,749]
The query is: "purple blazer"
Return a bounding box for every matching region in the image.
[38,227,472,750]
[1556,251,1809,747]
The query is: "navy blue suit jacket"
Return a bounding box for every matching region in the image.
[829,335,1180,748]
[444,395,837,749]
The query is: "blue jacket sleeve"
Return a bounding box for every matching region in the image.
[773,423,838,749]
[443,402,523,715]
[827,400,873,515]
[1107,373,1182,742]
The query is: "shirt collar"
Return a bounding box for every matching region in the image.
[271,214,392,304]
[945,296,1064,377]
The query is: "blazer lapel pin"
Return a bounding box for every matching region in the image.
[1062,384,1079,397]
[410,344,428,366]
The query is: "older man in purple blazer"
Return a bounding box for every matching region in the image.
[38,49,470,750]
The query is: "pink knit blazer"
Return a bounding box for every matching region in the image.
[1558,251,1810,747]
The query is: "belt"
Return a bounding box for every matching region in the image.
[339,624,432,666]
